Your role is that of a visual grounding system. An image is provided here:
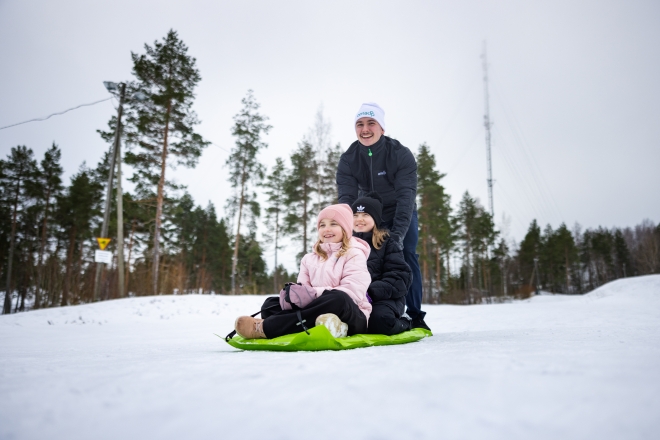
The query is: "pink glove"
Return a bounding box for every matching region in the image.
[279,287,293,311]
[279,283,318,310]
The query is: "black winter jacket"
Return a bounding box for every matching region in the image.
[354,230,412,315]
[337,136,417,243]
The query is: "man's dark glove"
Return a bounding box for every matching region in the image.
[390,232,404,251]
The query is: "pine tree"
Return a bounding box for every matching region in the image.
[1,146,39,314]
[226,90,271,294]
[0,160,9,304]
[416,143,454,301]
[14,197,40,311]
[191,202,226,293]
[262,157,287,293]
[209,217,232,293]
[34,144,63,308]
[236,232,268,294]
[283,141,318,262]
[202,207,232,294]
[120,191,152,295]
[112,29,208,296]
[542,223,577,293]
[169,193,197,293]
[519,219,542,291]
[56,165,103,305]
[613,229,632,278]
[590,227,615,285]
[456,192,497,300]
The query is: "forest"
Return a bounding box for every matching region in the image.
[2,31,659,314]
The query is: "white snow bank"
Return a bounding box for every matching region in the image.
[1,275,659,440]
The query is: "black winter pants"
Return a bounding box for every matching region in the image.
[367,302,412,336]
[261,289,368,339]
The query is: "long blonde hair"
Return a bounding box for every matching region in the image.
[313,230,351,261]
[372,224,390,250]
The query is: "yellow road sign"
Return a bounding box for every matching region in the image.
[96,237,111,250]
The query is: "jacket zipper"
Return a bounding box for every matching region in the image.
[369,148,374,192]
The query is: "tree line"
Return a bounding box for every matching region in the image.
[2,30,659,313]
[415,144,660,304]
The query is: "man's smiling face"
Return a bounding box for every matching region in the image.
[355,117,384,147]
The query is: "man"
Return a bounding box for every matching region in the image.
[336,102,430,331]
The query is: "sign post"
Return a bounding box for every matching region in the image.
[96,237,111,250]
[95,237,112,265]
[94,250,112,264]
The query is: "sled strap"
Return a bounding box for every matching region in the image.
[225,303,279,342]
[295,309,310,335]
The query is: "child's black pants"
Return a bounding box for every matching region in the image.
[261,289,367,339]
[367,302,412,336]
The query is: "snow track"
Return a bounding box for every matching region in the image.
[1,275,659,440]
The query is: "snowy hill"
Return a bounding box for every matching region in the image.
[1,275,659,440]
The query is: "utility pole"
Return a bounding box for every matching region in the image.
[482,41,495,218]
[116,128,125,298]
[94,82,126,301]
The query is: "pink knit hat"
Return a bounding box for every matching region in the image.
[317,204,354,237]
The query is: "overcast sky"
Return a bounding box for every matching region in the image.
[1,0,659,272]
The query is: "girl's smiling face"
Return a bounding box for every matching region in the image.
[353,212,375,233]
[318,218,344,243]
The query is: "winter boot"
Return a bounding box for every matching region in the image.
[315,313,348,338]
[411,316,431,331]
[235,316,266,339]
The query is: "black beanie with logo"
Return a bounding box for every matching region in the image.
[351,192,383,228]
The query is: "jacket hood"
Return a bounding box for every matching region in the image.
[350,236,371,259]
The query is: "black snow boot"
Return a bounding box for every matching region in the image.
[412,316,431,331]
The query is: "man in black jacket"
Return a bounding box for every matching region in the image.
[336,103,430,331]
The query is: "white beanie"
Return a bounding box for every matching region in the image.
[354,102,386,131]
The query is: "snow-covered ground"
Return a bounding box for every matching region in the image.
[1,276,659,440]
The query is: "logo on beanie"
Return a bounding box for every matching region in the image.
[357,205,365,212]
[356,111,375,118]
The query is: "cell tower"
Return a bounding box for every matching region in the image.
[482,41,494,218]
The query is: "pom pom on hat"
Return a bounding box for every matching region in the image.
[354,102,386,131]
[351,192,383,228]
[317,204,354,236]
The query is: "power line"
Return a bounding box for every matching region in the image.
[210,141,230,154]
[506,104,565,221]
[436,76,481,148]
[446,130,482,175]
[496,103,554,215]
[0,97,113,131]
[494,181,536,232]
[492,124,545,220]
[491,83,564,222]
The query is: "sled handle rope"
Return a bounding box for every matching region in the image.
[225,308,266,341]
[224,290,311,341]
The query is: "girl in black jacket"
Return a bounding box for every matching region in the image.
[352,193,413,335]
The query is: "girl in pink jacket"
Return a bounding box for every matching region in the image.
[234,204,372,339]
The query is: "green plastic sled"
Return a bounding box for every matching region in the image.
[222,325,432,352]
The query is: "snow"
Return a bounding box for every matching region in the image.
[1,275,659,440]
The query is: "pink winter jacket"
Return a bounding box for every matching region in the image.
[297,236,373,321]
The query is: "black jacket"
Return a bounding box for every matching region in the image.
[336,136,417,242]
[354,231,412,315]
